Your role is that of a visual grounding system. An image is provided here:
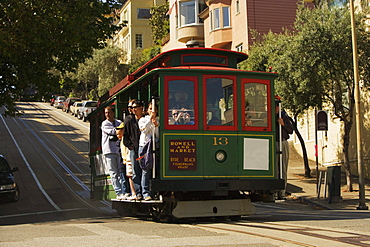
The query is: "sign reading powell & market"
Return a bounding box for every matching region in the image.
[169,140,197,170]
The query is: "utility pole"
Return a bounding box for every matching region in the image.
[350,0,368,210]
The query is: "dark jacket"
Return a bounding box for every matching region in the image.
[276,111,294,141]
[123,115,140,152]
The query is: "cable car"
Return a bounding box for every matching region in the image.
[88,48,284,221]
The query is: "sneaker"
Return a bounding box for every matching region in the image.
[144,196,152,201]
[136,196,143,201]
[126,195,137,201]
[124,193,131,198]
[116,194,125,200]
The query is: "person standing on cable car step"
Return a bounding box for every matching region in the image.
[138,102,159,201]
[123,100,144,200]
[275,97,294,200]
[101,106,126,200]
[116,122,137,200]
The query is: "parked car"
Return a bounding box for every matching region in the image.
[54,96,66,109]
[77,101,98,122]
[70,101,83,117]
[0,155,19,202]
[62,97,81,113]
[50,94,60,106]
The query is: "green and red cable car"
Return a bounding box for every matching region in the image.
[89,48,284,220]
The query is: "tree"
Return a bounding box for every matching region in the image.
[95,46,128,97]
[241,31,314,178]
[65,46,127,100]
[0,0,118,116]
[242,3,370,190]
[128,46,161,74]
[149,2,170,46]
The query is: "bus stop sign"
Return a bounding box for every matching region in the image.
[317,110,328,131]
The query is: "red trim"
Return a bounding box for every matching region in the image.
[241,78,272,132]
[161,56,171,67]
[181,54,228,66]
[203,75,237,131]
[164,76,199,130]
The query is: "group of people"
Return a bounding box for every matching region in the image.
[101,99,159,201]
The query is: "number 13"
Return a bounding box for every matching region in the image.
[213,137,228,145]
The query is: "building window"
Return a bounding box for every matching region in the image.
[123,10,128,22]
[135,34,143,49]
[179,0,206,27]
[137,8,150,19]
[180,1,196,25]
[211,6,230,31]
[236,43,243,52]
[213,8,220,29]
[222,6,230,27]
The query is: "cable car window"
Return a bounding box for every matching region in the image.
[205,77,234,127]
[168,79,195,126]
[244,83,268,128]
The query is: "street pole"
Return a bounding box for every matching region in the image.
[349,0,368,210]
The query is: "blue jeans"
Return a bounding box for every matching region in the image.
[130,149,142,197]
[104,153,123,195]
[119,172,128,195]
[139,146,152,198]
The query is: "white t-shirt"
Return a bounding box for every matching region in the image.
[138,115,159,147]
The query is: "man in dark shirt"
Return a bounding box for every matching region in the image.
[123,100,144,200]
[276,100,294,200]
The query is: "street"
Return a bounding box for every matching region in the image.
[1,102,370,246]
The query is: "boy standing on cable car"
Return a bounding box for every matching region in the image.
[123,100,144,200]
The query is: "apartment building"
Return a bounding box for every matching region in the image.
[112,0,166,63]
[163,0,303,52]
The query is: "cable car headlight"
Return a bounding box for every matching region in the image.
[215,150,227,163]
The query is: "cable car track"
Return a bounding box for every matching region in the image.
[17,103,90,180]
[196,220,370,246]
[1,103,113,218]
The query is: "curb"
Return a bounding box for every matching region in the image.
[289,193,333,210]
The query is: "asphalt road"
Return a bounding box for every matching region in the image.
[0,102,114,225]
[1,102,370,247]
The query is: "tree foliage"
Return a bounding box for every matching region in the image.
[128,46,161,74]
[96,47,128,97]
[65,46,127,100]
[241,3,370,190]
[0,0,118,116]
[149,2,170,46]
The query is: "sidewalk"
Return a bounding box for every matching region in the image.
[286,146,370,210]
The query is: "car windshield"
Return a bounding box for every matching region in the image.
[0,158,10,172]
[86,102,97,107]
